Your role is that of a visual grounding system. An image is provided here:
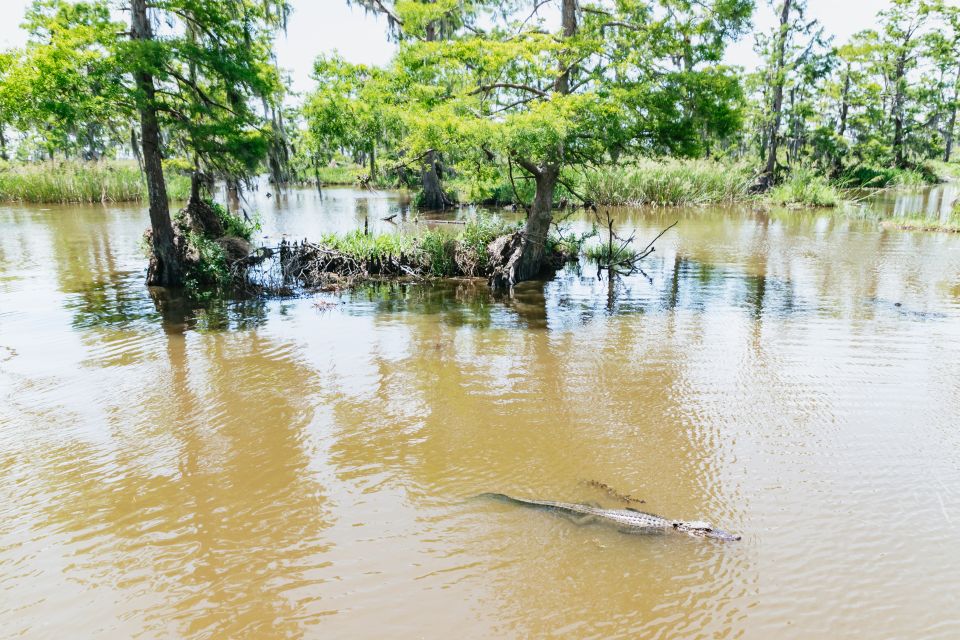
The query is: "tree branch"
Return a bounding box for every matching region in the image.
[470,83,549,98]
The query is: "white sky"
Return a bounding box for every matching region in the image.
[0,0,895,95]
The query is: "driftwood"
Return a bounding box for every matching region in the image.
[593,208,678,277]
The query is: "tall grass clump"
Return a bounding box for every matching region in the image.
[319,228,415,261]
[839,164,936,188]
[0,160,191,203]
[309,213,519,278]
[582,159,754,206]
[585,242,637,263]
[769,167,840,207]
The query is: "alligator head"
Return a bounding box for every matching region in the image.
[673,520,741,541]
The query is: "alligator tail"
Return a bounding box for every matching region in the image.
[474,492,517,504]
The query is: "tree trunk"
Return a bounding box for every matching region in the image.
[893,55,907,168]
[130,126,143,172]
[313,155,323,197]
[0,126,7,161]
[945,104,958,163]
[190,157,202,204]
[416,19,451,207]
[835,63,851,175]
[555,0,578,94]
[419,150,451,209]
[369,145,377,181]
[945,69,959,163]
[489,167,558,288]
[838,67,851,138]
[132,0,182,287]
[760,0,792,190]
[489,0,577,287]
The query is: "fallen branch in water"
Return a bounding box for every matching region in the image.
[592,208,678,277]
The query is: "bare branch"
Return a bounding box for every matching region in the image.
[470,83,549,98]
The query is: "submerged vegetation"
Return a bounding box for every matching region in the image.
[0,161,191,203]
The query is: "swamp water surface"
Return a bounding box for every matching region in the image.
[1,187,959,639]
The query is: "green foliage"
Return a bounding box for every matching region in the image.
[183,231,231,294]
[928,160,960,180]
[320,229,415,262]
[581,159,754,206]
[176,200,258,296]
[303,2,751,215]
[0,0,291,178]
[8,0,126,159]
[300,55,400,180]
[768,167,841,207]
[0,160,190,203]
[117,0,291,182]
[210,201,259,240]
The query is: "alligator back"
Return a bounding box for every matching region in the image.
[477,493,672,531]
[477,493,741,541]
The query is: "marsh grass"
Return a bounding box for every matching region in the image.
[307,213,519,278]
[314,164,365,185]
[885,202,960,232]
[883,215,960,232]
[585,243,638,263]
[582,159,754,206]
[838,165,936,188]
[768,167,841,207]
[0,160,192,203]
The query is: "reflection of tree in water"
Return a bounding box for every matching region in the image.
[13,203,270,336]
[342,280,508,329]
[316,271,743,636]
[30,326,332,638]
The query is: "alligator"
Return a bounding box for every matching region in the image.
[479,493,741,541]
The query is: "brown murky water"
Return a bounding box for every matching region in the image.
[1,187,960,639]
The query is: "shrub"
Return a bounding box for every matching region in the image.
[183,231,231,293]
